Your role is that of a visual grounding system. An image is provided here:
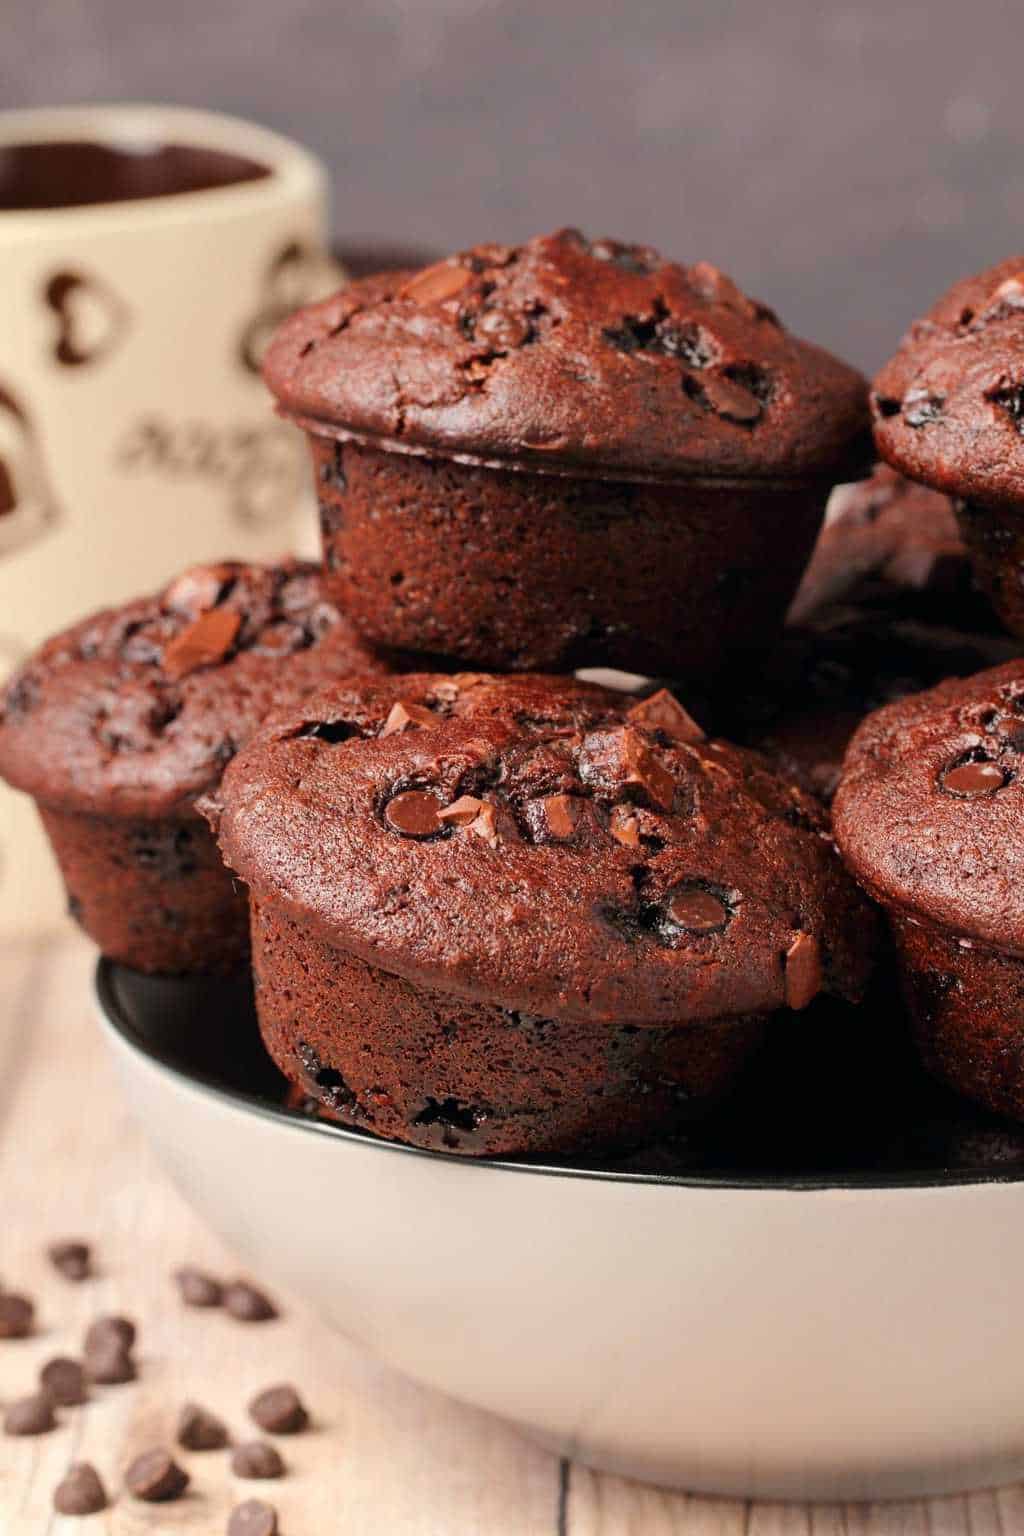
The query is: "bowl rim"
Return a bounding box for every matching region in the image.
[95,959,1024,1194]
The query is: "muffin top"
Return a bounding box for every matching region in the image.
[264,228,870,483]
[209,672,875,1025]
[873,257,1024,509]
[833,660,1024,953]
[0,560,386,820]
[788,463,970,627]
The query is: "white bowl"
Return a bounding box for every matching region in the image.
[95,962,1024,1502]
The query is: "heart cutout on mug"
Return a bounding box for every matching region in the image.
[239,239,341,374]
[44,269,130,368]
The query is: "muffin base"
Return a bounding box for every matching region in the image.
[955,500,1024,638]
[39,805,248,975]
[313,437,829,675]
[889,910,1024,1121]
[250,896,769,1158]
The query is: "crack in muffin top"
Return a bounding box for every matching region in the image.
[873,257,1024,509]
[210,673,876,1025]
[834,659,1024,954]
[0,560,388,820]
[263,229,870,484]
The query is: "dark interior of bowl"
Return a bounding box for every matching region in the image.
[98,959,1024,1189]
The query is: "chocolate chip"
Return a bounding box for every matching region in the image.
[84,1313,136,1354]
[579,727,675,811]
[163,562,235,617]
[161,607,241,680]
[627,689,705,745]
[125,1448,190,1502]
[4,1393,56,1436]
[384,788,445,838]
[85,1336,136,1384]
[902,387,944,428]
[178,1400,230,1451]
[40,1355,88,1406]
[0,1291,34,1338]
[231,1441,285,1479]
[666,888,730,934]
[784,932,822,1011]
[248,1384,309,1435]
[47,1240,92,1282]
[609,806,641,847]
[475,307,532,349]
[380,700,437,736]
[436,794,510,847]
[698,372,762,423]
[53,1462,107,1515]
[228,1499,279,1536]
[224,1280,278,1323]
[399,261,473,306]
[940,759,1007,797]
[533,793,582,841]
[175,1265,223,1308]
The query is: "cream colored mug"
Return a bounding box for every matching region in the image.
[0,104,336,933]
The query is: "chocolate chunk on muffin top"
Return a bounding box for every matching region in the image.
[833,659,1024,953]
[209,673,875,1024]
[264,228,869,482]
[0,560,385,819]
[873,256,1024,509]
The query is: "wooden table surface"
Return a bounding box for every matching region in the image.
[2,932,1022,1535]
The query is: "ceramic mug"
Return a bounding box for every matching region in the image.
[0,103,337,933]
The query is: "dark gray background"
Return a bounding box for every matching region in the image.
[5,0,1022,371]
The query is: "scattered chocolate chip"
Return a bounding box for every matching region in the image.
[161,607,241,680]
[399,261,473,306]
[248,1384,309,1435]
[125,1448,190,1503]
[53,1461,107,1515]
[784,932,822,1011]
[178,1400,230,1451]
[175,1265,223,1308]
[438,794,486,827]
[163,563,234,617]
[380,700,437,737]
[84,1314,136,1354]
[84,1336,136,1385]
[40,1355,88,1406]
[384,788,444,838]
[609,805,641,847]
[940,759,1007,797]
[627,689,705,745]
[223,1281,278,1323]
[231,1440,285,1480]
[667,888,730,934]
[228,1498,279,1536]
[47,1239,92,1282]
[0,1292,34,1338]
[4,1394,56,1436]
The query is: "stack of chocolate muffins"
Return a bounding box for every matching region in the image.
[3,229,1023,1155]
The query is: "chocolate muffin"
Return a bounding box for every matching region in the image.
[0,561,386,974]
[788,463,978,627]
[264,228,869,676]
[207,672,877,1157]
[872,258,1024,638]
[833,660,1024,1121]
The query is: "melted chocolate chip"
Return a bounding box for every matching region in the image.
[161,607,240,680]
[940,759,1007,797]
[400,262,473,306]
[384,788,445,838]
[380,700,437,736]
[666,887,730,934]
[627,689,705,744]
[784,932,822,1010]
